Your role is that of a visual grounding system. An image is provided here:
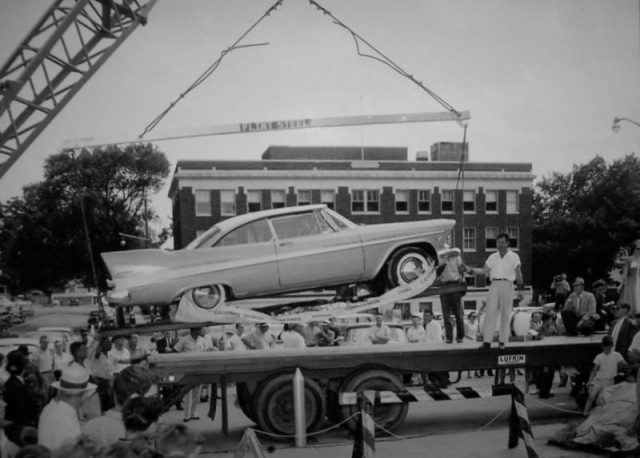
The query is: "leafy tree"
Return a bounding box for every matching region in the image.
[0,144,170,295]
[533,154,640,293]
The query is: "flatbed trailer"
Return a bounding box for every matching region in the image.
[148,335,600,437]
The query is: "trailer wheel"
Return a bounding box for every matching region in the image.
[387,247,435,287]
[236,383,257,423]
[252,373,326,438]
[339,369,408,434]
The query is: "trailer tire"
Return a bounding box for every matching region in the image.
[339,369,408,434]
[236,383,257,423]
[387,247,435,287]
[252,373,326,438]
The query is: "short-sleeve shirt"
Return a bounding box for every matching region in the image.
[243,331,273,350]
[173,335,200,353]
[425,320,443,343]
[406,326,426,343]
[34,348,54,373]
[281,331,306,349]
[593,351,624,380]
[108,347,130,374]
[367,324,391,343]
[485,250,521,282]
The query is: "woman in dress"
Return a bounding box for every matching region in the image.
[620,239,640,318]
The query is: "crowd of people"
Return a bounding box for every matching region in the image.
[0,330,205,458]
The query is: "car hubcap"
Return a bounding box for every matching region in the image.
[397,254,429,283]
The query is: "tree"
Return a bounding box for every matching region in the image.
[533,154,640,292]
[0,144,170,294]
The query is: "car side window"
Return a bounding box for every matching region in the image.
[216,219,272,246]
[270,212,329,240]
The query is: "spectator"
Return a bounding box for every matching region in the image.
[608,303,637,360]
[326,317,343,345]
[242,323,275,350]
[619,238,640,317]
[3,351,38,452]
[530,311,544,333]
[14,444,51,458]
[87,336,114,413]
[196,328,217,352]
[33,336,53,384]
[317,321,336,347]
[437,247,468,343]
[52,340,72,378]
[155,423,203,458]
[16,345,47,416]
[406,314,426,343]
[423,310,443,343]
[583,335,624,416]
[174,328,202,422]
[51,435,101,458]
[126,335,149,367]
[155,331,175,354]
[367,315,390,345]
[121,396,163,438]
[38,365,96,451]
[280,324,306,349]
[592,279,614,330]
[561,277,597,336]
[550,273,570,312]
[224,324,246,351]
[82,366,156,448]
[108,336,131,375]
[301,321,321,347]
[464,311,479,341]
[469,232,524,350]
[68,342,88,371]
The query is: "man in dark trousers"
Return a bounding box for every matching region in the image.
[608,303,637,361]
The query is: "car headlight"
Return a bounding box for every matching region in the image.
[192,286,223,309]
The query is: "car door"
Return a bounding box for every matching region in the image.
[270,209,364,288]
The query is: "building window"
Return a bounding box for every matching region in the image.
[463,299,477,310]
[485,191,498,213]
[298,190,311,206]
[507,227,519,249]
[463,227,476,251]
[271,190,285,209]
[220,190,236,216]
[195,190,211,216]
[418,190,431,213]
[418,302,433,314]
[247,190,261,212]
[352,189,380,213]
[506,191,519,213]
[320,190,334,209]
[394,302,411,321]
[465,277,476,288]
[395,190,408,213]
[486,227,498,250]
[441,190,454,213]
[463,190,475,212]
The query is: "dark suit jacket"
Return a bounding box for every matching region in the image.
[609,317,637,359]
[2,375,37,427]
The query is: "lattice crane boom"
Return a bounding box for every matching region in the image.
[0,0,157,179]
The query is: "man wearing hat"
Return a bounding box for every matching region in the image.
[592,279,614,330]
[38,365,96,451]
[437,247,468,343]
[561,277,597,336]
[242,322,275,350]
[407,314,426,343]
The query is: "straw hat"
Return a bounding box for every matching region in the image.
[51,365,96,395]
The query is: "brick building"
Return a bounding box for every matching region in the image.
[168,144,534,285]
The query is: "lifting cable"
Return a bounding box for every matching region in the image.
[454,123,468,256]
[307,0,464,119]
[138,0,284,139]
[139,0,467,139]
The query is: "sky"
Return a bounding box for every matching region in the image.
[0,0,639,237]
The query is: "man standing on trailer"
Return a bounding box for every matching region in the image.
[469,232,524,351]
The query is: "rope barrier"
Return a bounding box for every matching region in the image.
[251,412,360,439]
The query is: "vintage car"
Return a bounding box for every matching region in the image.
[101,205,454,316]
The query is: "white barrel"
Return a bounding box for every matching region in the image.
[510,310,533,337]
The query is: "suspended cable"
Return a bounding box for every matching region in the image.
[307,0,464,119]
[138,0,284,138]
[455,124,468,255]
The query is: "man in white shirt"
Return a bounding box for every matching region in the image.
[52,340,72,375]
[38,365,96,451]
[108,336,131,375]
[34,335,54,383]
[423,310,443,343]
[225,324,247,351]
[406,315,426,343]
[280,324,307,349]
[174,328,202,422]
[469,232,524,350]
[367,315,390,344]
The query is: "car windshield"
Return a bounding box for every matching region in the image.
[322,208,356,230]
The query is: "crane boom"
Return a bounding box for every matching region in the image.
[0,0,157,179]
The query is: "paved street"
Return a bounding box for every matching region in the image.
[7,303,604,457]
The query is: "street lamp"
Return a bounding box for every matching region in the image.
[612,117,640,133]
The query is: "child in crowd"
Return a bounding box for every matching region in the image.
[583,335,624,416]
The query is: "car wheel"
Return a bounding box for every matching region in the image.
[191,284,226,310]
[387,247,435,287]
